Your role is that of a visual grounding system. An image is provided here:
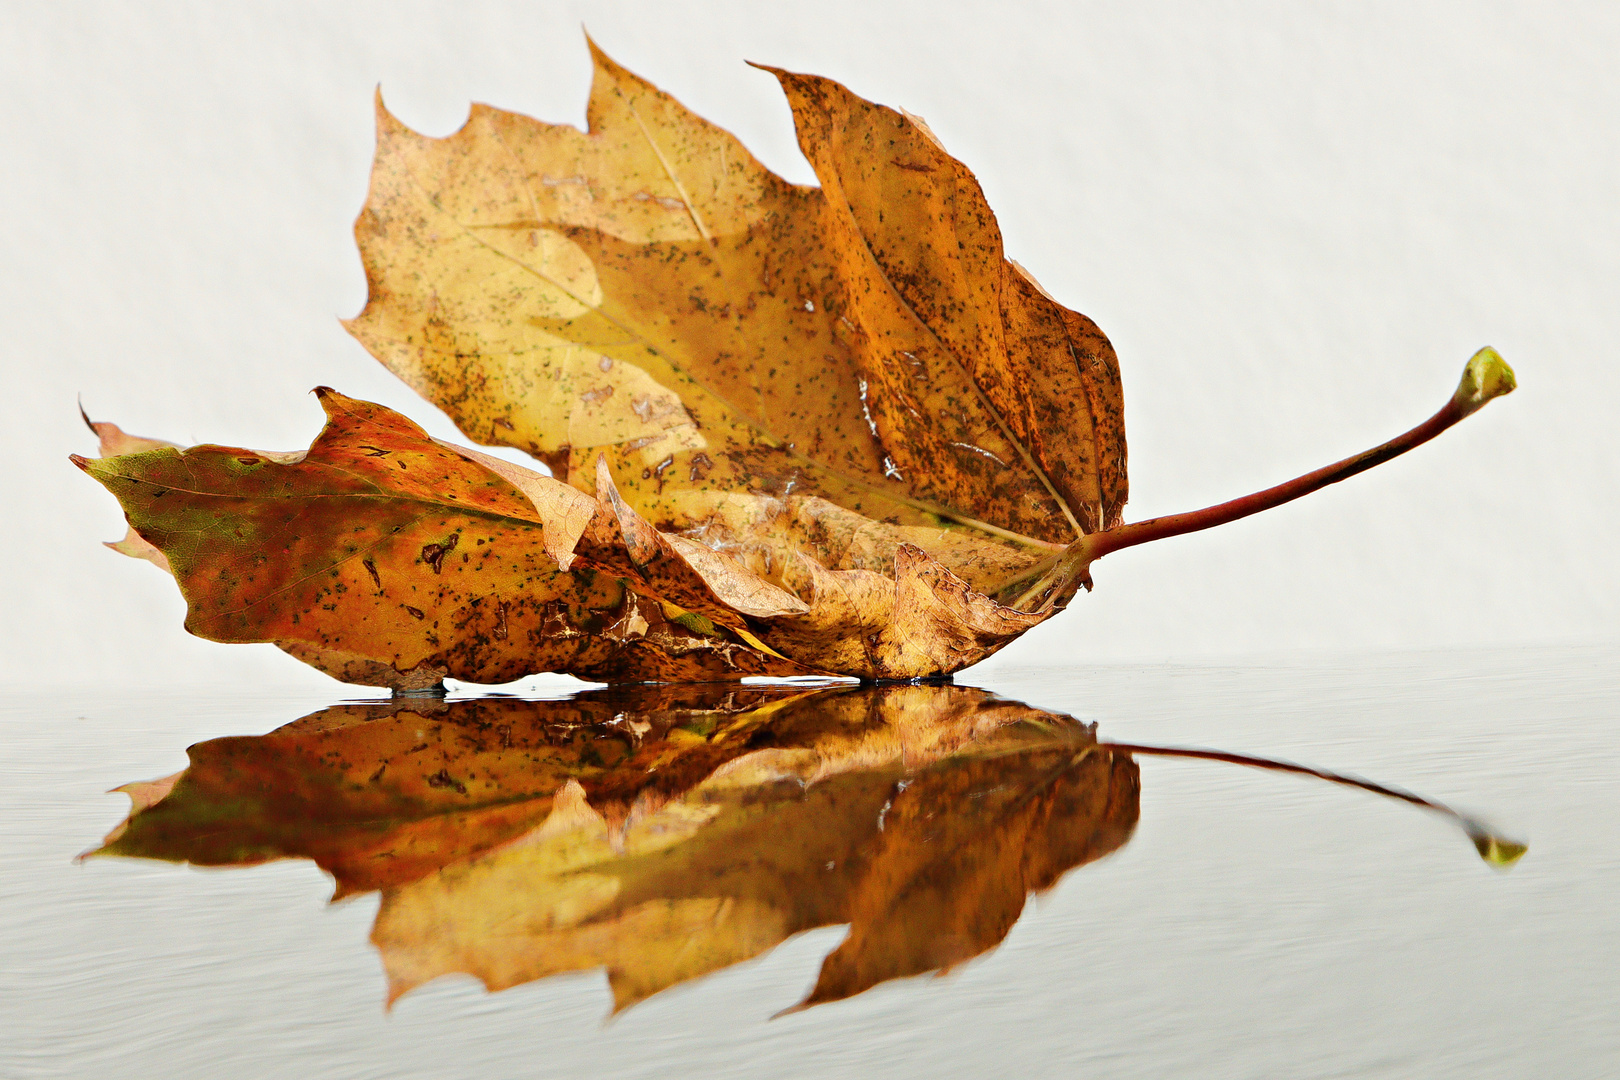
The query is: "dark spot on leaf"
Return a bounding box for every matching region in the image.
[406,606,425,620]
[421,532,459,573]
[425,769,468,795]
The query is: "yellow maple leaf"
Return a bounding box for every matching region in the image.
[77,44,1515,685]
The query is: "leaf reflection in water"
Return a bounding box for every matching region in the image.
[90,683,1137,1012]
[87,682,1522,1014]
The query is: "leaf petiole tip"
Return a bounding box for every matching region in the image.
[1453,346,1516,417]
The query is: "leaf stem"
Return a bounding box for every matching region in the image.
[1005,347,1515,612]
[1091,399,1456,560]
[1085,347,1515,562]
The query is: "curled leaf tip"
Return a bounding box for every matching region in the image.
[1454,347,1516,416]
[69,453,90,471]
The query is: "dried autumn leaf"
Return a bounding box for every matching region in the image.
[74,389,812,686]
[77,386,1064,680]
[78,45,1518,685]
[92,683,1140,1011]
[332,42,1132,679]
[348,43,1124,544]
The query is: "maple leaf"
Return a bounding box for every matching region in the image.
[75,389,811,687]
[76,382,1066,681]
[76,44,1517,685]
[347,42,1125,543]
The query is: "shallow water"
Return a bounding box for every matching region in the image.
[4,645,1616,1079]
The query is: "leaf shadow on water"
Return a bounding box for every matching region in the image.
[84,682,1520,1016]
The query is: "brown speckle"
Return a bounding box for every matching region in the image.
[426,769,468,795]
[421,533,459,573]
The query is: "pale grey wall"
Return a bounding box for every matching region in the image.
[3,1,1614,689]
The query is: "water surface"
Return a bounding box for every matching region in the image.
[3,646,1615,1078]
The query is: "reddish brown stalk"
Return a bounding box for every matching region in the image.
[1085,399,1461,562]
[1086,346,1515,562]
[1007,347,1515,612]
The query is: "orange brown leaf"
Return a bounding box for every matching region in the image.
[344,42,1122,571]
[78,44,1518,685]
[75,389,809,685]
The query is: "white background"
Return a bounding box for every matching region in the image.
[3,1,1615,690]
